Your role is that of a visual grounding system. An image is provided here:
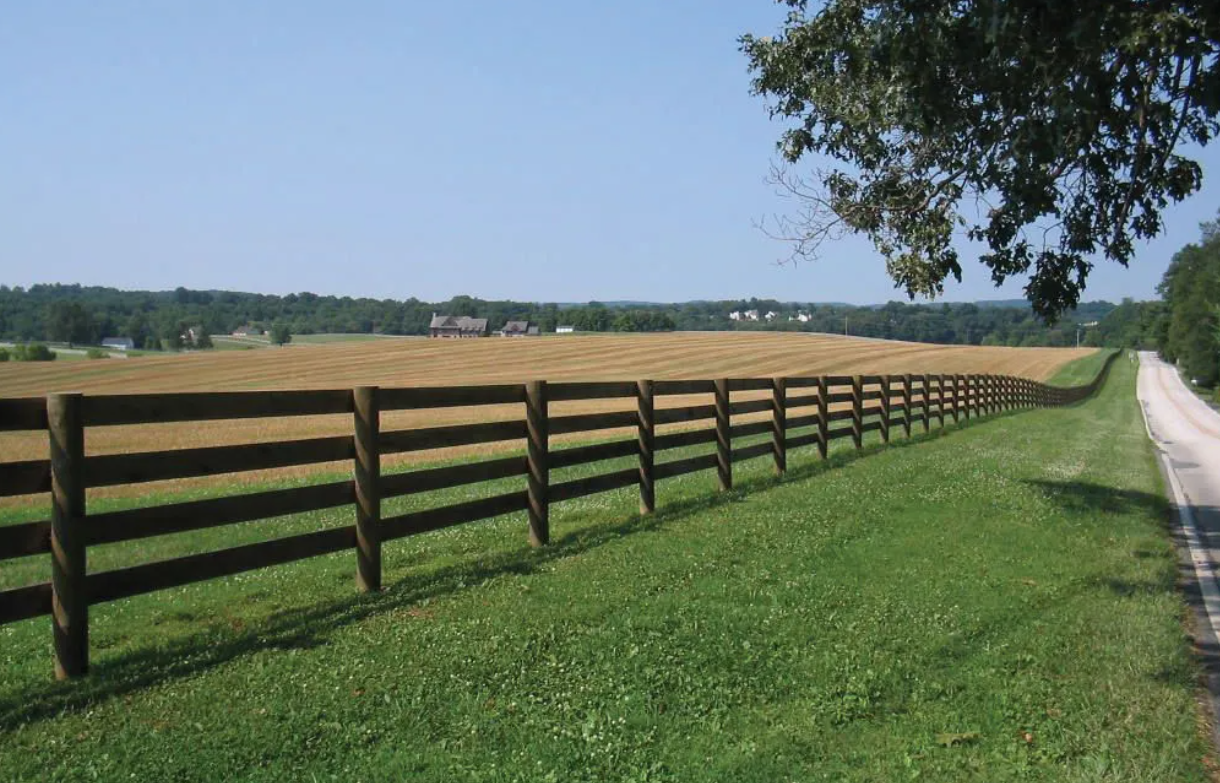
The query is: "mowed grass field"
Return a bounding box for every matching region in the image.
[0,352,1208,781]
[0,332,1093,508]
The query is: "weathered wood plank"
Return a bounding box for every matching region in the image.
[380,384,525,410]
[380,420,526,454]
[783,393,820,410]
[728,398,773,416]
[83,390,353,426]
[549,439,638,470]
[548,381,638,401]
[86,435,355,487]
[827,425,854,442]
[381,456,527,497]
[655,453,718,480]
[551,468,638,503]
[727,378,774,392]
[785,432,821,450]
[731,441,773,464]
[654,379,715,396]
[549,410,638,436]
[729,420,772,440]
[0,582,52,625]
[0,398,47,432]
[382,491,529,541]
[88,480,355,545]
[0,459,51,496]
[654,427,717,451]
[654,404,717,426]
[786,412,819,430]
[0,520,51,560]
[88,526,356,604]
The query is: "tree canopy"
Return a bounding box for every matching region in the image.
[1158,213,1220,384]
[742,0,1220,320]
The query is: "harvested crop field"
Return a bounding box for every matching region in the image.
[0,332,1093,508]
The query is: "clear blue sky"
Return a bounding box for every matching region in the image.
[2,2,1217,305]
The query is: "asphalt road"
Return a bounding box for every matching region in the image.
[1137,351,1220,737]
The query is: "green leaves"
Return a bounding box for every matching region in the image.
[743,0,1220,321]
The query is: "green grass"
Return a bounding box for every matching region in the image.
[1046,348,1117,387]
[0,357,1209,781]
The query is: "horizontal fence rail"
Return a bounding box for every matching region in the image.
[0,352,1119,679]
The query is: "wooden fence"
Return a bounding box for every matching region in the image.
[0,353,1117,679]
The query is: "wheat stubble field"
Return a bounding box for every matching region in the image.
[0,332,1093,508]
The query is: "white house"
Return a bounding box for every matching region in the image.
[764,311,779,321]
[729,311,743,321]
[792,311,812,323]
[556,325,575,334]
[744,309,760,321]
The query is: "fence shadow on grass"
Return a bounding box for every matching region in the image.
[1022,478,1172,521]
[0,411,1001,729]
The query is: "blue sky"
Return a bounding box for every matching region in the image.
[2,1,1217,305]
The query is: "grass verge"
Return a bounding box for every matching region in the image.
[0,357,1209,781]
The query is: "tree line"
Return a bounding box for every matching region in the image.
[0,283,1134,350]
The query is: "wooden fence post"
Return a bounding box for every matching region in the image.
[772,377,786,476]
[49,392,87,680]
[526,380,549,546]
[851,375,863,449]
[817,376,829,458]
[637,380,655,515]
[880,376,891,444]
[952,374,962,423]
[937,375,947,428]
[353,386,381,593]
[715,378,732,491]
[920,375,931,433]
[902,374,912,437]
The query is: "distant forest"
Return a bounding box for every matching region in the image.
[0,283,1131,350]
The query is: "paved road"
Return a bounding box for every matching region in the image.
[1137,351,1220,729]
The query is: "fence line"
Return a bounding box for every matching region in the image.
[0,352,1118,679]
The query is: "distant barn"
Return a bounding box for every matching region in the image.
[429,315,488,339]
[497,320,540,337]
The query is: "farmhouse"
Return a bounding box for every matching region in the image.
[101,337,134,351]
[497,320,540,337]
[429,314,488,339]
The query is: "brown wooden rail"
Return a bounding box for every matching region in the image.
[0,352,1118,679]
